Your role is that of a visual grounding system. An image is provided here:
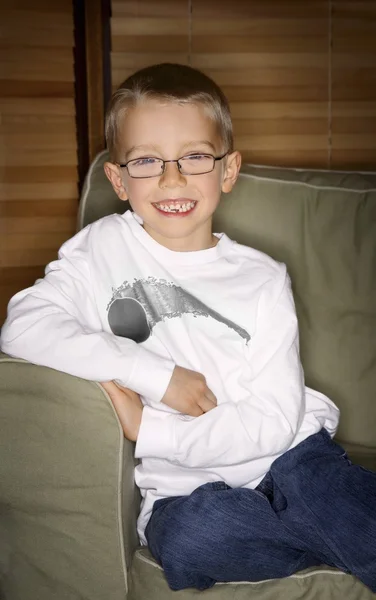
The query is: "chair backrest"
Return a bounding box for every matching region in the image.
[79,151,376,450]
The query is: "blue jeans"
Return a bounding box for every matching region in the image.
[145,429,376,591]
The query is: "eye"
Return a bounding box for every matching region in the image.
[131,157,159,167]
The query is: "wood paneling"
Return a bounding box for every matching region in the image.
[110,0,376,170]
[0,3,78,322]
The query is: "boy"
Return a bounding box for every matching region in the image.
[1,63,375,593]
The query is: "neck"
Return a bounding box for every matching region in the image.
[142,224,218,252]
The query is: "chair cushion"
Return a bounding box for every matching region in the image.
[213,165,376,449]
[127,547,376,599]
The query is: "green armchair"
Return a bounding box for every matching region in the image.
[1,153,376,599]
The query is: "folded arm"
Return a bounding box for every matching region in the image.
[135,267,307,467]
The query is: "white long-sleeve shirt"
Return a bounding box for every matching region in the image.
[1,210,340,543]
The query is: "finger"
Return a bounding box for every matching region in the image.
[100,380,119,394]
[114,381,132,393]
[197,396,216,413]
[186,404,204,417]
[204,388,217,406]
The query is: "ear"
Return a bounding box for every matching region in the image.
[104,162,129,201]
[221,151,241,194]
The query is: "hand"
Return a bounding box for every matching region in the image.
[100,380,143,442]
[161,365,217,417]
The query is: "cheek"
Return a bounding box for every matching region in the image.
[201,172,223,199]
[124,179,153,202]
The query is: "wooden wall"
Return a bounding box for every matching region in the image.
[110,0,376,170]
[0,1,78,323]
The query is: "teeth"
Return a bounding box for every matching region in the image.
[155,201,196,213]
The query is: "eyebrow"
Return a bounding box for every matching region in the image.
[125,140,217,159]
[125,145,160,160]
[181,140,217,153]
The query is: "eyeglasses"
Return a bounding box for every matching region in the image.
[116,152,228,179]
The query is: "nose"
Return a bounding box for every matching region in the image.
[158,160,186,190]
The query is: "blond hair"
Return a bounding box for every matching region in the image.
[105,63,233,162]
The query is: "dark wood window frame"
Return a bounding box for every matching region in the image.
[73,0,111,194]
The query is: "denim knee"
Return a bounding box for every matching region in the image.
[145,493,216,590]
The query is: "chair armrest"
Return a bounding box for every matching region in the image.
[0,357,138,600]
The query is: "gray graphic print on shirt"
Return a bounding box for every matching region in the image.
[107,276,250,344]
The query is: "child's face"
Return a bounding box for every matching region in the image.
[105,99,241,251]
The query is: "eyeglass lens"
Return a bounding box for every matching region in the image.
[127,155,215,177]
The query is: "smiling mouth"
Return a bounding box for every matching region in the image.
[153,200,197,214]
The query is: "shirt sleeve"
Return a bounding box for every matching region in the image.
[135,265,309,466]
[0,225,174,402]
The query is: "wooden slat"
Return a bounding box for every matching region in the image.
[193,37,327,54]
[111,16,189,36]
[331,0,376,19]
[1,215,77,236]
[2,166,78,184]
[0,81,75,98]
[222,86,327,102]
[2,217,77,235]
[112,35,189,53]
[0,183,78,202]
[191,53,327,70]
[0,119,76,136]
[0,98,75,116]
[8,0,73,12]
[231,102,327,119]
[235,134,326,152]
[0,266,46,321]
[233,119,327,136]
[191,0,328,18]
[191,18,327,36]
[3,149,77,168]
[112,1,189,17]
[326,151,376,171]
[330,135,376,150]
[202,68,326,87]
[2,133,76,149]
[333,118,376,135]
[1,199,78,218]
[240,150,326,169]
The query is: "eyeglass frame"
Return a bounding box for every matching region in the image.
[115,151,228,179]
